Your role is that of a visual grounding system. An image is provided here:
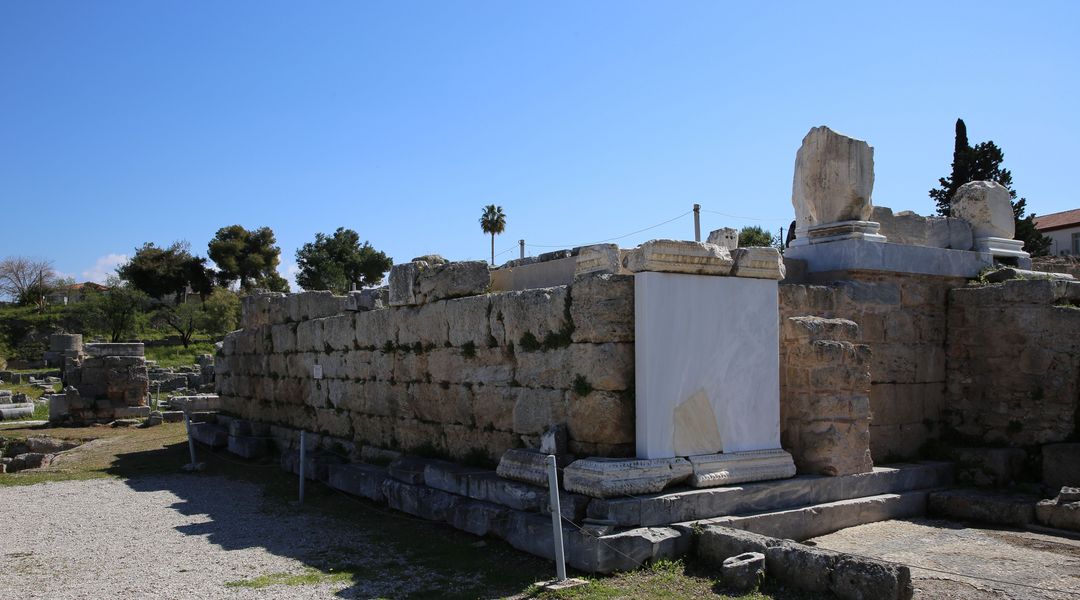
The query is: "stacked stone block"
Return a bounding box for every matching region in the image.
[946,279,1080,446]
[779,316,873,476]
[780,272,962,460]
[216,273,636,463]
[49,343,150,424]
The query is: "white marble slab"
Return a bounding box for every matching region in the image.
[634,272,780,459]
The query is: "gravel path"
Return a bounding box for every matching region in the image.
[0,475,458,599]
[810,518,1080,600]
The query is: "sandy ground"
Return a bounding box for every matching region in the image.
[0,476,469,599]
[810,518,1080,600]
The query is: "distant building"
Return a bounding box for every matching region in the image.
[1034,208,1080,256]
[49,282,108,305]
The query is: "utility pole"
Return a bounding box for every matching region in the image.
[693,204,701,242]
[519,239,525,259]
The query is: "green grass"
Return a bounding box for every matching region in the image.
[0,382,58,401]
[144,341,217,368]
[225,567,360,589]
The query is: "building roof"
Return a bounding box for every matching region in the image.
[63,282,108,291]
[1034,208,1080,232]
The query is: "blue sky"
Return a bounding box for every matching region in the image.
[2,2,1077,286]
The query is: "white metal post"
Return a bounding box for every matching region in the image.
[546,454,567,582]
[298,430,307,505]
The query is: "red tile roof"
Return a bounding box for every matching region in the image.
[1034,208,1080,232]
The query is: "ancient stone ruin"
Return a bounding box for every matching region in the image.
[45,342,151,424]
[187,125,1078,576]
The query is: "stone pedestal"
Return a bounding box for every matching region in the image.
[803,220,886,245]
[975,237,1030,261]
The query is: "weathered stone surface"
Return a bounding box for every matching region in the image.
[1036,487,1080,532]
[721,552,765,591]
[984,267,1074,283]
[951,180,1015,239]
[928,489,1036,527]
[791,126,875,236]
[1043,443,1080,490]
[622,239,733,275]
[327,463,388,502]
[563,457,692,498]
[568,273,634,343]
[417,260,490,303]
[382,478,463,522]
[189,422,228,448]
[589,462,954,527]
[952,447,1026,487]
[871,205,973,250]
[496,448,568,487]
[764,541,839,592]
[688,450,796,488]
[344,288,385,312]
[698,525,781,565]
[573,244,621,277]
[113,406,150,419]
[707,227,739,250]
[830,554,913,600]
[388,261,426,306]
[85,343,145,357]
[731,247,785,280]
[227,434,269,458]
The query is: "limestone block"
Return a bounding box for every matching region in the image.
[511,388,567,434]
[568,343,633,391]
[688,449,797,487]
[327,463,388,502]
[574,244,621,277]
[829,554,914,600]
[417,260,490,303]
[872,206,973,250]
[491,286,569,347]
[951,180,1015,239]
[569,273,634,343]
[791,126,875,233]
[722,552,765,591]
[472,385,516,432]
[355,308,397,349]
[85,343,145,357]
[344,289,384,312]
[446,295,493,347]
[731,247,785,280]
[622,239,733,276]
[707,227,739,250]
[398,301,448,347]
[270,323,296,354]
[567,391,634,446]
[562,457,692,498]
[1043,443,1080,490]
[496,448,574,487]
[299,291,345,321]
[295,319,324,352]
[322,314,355,351]
[388,261,426,306]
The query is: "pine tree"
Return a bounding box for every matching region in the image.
[928,119,1051,256]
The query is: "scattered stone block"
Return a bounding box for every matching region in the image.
[417,260,490,303]
[707,227,739,250]
[871,205,973,250]
[344,288,385,312]
[688,449,796,488]
[189,422,228,449]
[622,239,733,275]
[497,448,570,487]
[829,554,913,600]
[764,541,839,593]
[562,457,692,498]
[1035,487,1080,532]
[721,552,765,591]
[698,525,781,565]
[951,180,1015,239]
[731,247,785,280]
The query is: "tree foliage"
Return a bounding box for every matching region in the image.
[200,287,241,337]
[929,118,1051,256]
[208,225,289,293]
[117,241,214,302]
[295,227,393,293]
[0,256,58,309]
[737,226,779,248]
[76,281,149,342]
[479,205,507,265]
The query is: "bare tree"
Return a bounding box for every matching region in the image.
[0,256,58,309]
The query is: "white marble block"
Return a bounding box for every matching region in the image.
[634,272,780,459]
[791,126,876,242]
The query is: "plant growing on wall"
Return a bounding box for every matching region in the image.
[479,205,506,266]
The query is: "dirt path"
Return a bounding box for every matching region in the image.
[810,518,1080,600]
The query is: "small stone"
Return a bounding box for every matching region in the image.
[706,228,739,250]
[721,552,765,591]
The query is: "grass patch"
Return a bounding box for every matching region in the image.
[225,567,360,589]
[144,341,217,368]
[0,381,58,401]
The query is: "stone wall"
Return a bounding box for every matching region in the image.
[945,279,1080,446]
[780,273,963,460]
[779,316,872,476]
[216,274,636,464]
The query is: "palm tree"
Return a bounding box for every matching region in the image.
[479,205,507,266]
